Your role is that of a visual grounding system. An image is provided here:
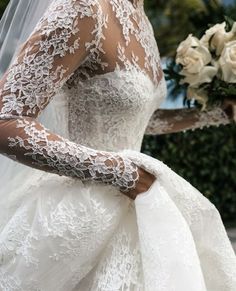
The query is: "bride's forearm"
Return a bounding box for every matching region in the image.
[145,106,234,135]
[0,115,139,192]
[0,0,140,193]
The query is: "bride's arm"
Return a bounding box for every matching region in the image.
[0,0,139,193]
[145,104,234,135]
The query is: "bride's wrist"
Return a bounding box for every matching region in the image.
[111,156,140,193]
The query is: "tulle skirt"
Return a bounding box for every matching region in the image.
[0,149,236,291]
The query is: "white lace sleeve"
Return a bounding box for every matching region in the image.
[145,105,234,135]
[0,0,139,193]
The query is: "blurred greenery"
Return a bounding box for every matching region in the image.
[145,0,236,57]
[0,0,236,224]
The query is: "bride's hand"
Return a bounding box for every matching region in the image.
[221,98,236,121]
[120,167,156,200]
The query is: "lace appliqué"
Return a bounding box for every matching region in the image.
[0,0,141,193]
[0,0,83,117]
[145,105,232,135]
[6,118,139,192]
[191,106,232,130]
[145,111,174,135]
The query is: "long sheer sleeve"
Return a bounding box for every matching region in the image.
[145,105,234,135]
[0,0,139,193]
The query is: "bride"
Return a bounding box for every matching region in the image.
[0,0,236,290]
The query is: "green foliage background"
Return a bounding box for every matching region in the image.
[0,0,236,224]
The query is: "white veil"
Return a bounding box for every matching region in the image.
[0,0,65,230]
[0,0,52,75]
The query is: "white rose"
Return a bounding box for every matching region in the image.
[180,66,218,88]
[177,34,200,57]
[200,22,236,56]
[176,34,212,74]
[200,22,226,46]
[187,87,208,110]
[176,34,217,87]
[218,40,236,83]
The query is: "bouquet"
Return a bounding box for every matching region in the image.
[165,17,236,121]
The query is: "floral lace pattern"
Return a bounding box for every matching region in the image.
[145,105,232,135]
[6,118,138,192]
[0,0,142,193]
[0,0,235,290]
[0,174,134,290]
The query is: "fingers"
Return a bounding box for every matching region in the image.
[120,167,156,200]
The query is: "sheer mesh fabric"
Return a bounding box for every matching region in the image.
[145,106,232,135]
[0,0,233,193]
[0,0,146,193]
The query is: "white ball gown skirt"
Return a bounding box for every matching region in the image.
[0,149,236,291]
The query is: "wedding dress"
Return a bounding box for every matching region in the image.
[0,0,236,290]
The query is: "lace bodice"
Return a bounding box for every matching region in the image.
[0,0,233,193]
[64,69,166,152]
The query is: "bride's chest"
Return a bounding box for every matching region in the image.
[64,69,159,119]
[66,0,164,93]
[62,0,167,121]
